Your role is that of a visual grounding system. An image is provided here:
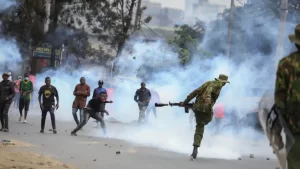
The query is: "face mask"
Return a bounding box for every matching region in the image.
[25,77,29,81]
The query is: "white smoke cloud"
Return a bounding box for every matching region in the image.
[28,0,296,161]
[0,39,22,71]
[33,37,277,160]
[0,0,17,11]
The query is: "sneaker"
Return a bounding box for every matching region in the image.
[3,129,8,132]
[71,131,77,136]
[19,116,22,122]
[103,128,107,136]
[40,130,44,133]
[53,129,57,134]
[0,128,3,131]
[23,119,27,123]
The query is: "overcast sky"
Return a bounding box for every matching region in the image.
[149,0,245,10]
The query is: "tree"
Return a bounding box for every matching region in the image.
[83,0,152,57]
[0,0,95,70]
[0,0,46,59]
[168,20,209,65]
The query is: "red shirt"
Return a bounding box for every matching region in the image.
[29,75,36,87]
[14,80,20,93]
[72,84,90,109]
[214,103,224,118]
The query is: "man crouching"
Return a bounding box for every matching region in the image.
[71,92,112,136]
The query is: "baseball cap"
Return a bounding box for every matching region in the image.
[98,80,104,84]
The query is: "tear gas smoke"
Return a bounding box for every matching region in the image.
[0,0,17,12]
[0,39,22,72]
[34,38,276,160]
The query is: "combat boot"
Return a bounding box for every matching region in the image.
[191,146,198,159]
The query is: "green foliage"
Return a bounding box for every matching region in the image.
[0,0,46,58]
[82,0,151,57]
[168,20,209,65]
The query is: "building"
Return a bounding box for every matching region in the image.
[184,0,226,22]
[193,2,226,22]
[141,0,184,27]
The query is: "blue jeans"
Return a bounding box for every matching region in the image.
[72,108,83,125]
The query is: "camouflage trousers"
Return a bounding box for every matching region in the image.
[0,100,12,129]
[288,134,300,169]
[193,110,213,147]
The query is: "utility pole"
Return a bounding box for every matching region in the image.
[275,0,288,65]
[225,0,235,60]
[134,0,142,31]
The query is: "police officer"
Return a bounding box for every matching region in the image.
[275,24,300,169]
[181,74,229,159]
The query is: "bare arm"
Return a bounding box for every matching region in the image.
[38,87,43,105]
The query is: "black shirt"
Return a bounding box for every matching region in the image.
[87,97,106,112]
[134,88,151,102]
[38,85,59,106]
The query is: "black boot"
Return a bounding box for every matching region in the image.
[191,146,198,159]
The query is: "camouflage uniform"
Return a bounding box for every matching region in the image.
[184,74,229,158]
[275,24,300,169]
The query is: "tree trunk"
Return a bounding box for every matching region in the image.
[50,0,60,68]
[116,0,136,57]
[116,40,125,57]
[44,0,51,33]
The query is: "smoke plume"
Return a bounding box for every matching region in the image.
[22,1,300,161]
[33,37,278,159]
[0,0,17,12]
[0,39,22,72]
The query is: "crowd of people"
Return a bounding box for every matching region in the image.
[0,73,161,136]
